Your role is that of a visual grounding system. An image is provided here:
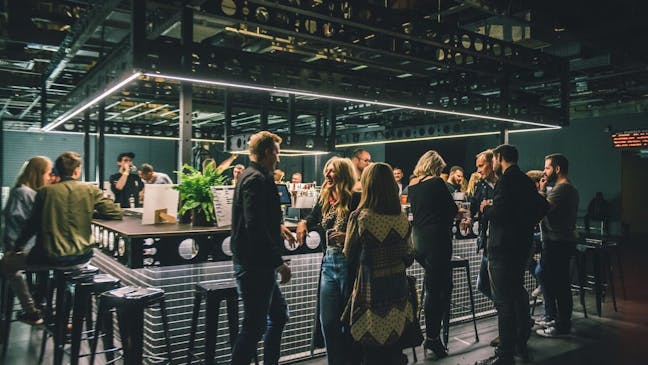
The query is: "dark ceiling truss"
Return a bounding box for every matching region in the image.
[4,0,580,139]
[199,0,558,72]
[43,0,124,89]
[47,39,132,124]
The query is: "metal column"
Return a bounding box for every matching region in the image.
[260,92,269,130]
[40,80,48,128]
[499,129,509,145]
[179,84,193,169]
[288,94,296,142]
[97,101,106,187]
[83,110,91,181]
[178,3,193,170]
[327,100,336,151]
[131,0,146,68]
[223,89,232,151]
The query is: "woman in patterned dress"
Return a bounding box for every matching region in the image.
[343,162,414,365]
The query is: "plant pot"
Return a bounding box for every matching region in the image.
[191,208,215,227]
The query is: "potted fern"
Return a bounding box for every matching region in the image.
[174,163,229,226]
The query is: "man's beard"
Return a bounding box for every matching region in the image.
[494,164,502,176]
[546,172,557,184]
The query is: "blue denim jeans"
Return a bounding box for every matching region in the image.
[231,264,289,365]
[320,249,350,365]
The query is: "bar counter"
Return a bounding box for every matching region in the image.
[90,216,536,364]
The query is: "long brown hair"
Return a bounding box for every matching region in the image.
[319,157,356,217]
[16,156,52,190]
[358,163,401,215]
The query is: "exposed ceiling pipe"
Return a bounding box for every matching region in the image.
[19,96,41,118]
[43,0,122,89]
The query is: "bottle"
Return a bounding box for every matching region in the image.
[129,194,135,208]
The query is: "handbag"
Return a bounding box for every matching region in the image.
[396,275,424,349]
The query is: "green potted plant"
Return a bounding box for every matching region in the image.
[174,163,229,226]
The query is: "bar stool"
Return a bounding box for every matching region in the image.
[0,270,48,355]
[0,273,16,356]
[442,257,479,347]
[186,280,258,365]
[89,286,173,365]
[69,273,121,365]
[574,242,620,317]
[40,265,99,365]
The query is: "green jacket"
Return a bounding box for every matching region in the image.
[17,179,122,259]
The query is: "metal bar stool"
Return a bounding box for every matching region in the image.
[89,286,172,365]
[442,257,479,347]
[575,242,619,317]
[0,270,48,356]
[186,279,258,365]
[38,265,99,365]
[69,273,121,365]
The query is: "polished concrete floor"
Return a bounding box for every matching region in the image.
[2,241,648,365]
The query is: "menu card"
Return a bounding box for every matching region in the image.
[211,186,235,227]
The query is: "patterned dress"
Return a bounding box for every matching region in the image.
[343,209,414,346]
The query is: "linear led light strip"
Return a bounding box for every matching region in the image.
[335,127,559,148]
[232,149,330,156]
[144,73,562,129]
[42,72,143,132]
[42,129,224,143]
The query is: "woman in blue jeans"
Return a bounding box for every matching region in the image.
[296,157,359,365]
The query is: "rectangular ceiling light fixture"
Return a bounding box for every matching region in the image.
[335,127,560,148]
[143,72,562,129]
[42,72,142,132]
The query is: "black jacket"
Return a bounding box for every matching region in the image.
[487,165,542,254]
[231,162,284,269]
[470,178,496,251]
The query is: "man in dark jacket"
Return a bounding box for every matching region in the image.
[476,144,548,365]
[230,131,296,365]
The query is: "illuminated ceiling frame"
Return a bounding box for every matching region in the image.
[41,71,561,145]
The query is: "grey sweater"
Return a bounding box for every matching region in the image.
[3,185,36,251]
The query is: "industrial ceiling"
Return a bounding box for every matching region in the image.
[1,0,647,144]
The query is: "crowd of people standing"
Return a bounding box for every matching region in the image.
[2,133,580,365]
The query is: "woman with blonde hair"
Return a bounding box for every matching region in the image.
[296,157,360,364]
[1,156,53,325]
[343,163,414,364]
[406,150,458,358]
[466,172,482,198]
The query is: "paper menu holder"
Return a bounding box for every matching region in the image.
[154,209,177,224]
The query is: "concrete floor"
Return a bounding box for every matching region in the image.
[2,241,648,365]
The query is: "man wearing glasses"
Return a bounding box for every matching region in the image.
[109,152,144,208]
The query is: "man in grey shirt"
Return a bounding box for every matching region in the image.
[140,163,173,184]
[537,153,579,338]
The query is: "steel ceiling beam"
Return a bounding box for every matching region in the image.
[43,0,123,89]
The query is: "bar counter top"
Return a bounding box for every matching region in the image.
[92,216,229,237]
[92,216,298,237]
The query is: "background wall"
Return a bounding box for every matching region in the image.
[2,131,177,185]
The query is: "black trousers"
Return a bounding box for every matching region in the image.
[540,240,576,331]
[418,254,452,340]
[488,248,531,358]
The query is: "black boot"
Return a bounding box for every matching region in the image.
[424,337,448,359]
